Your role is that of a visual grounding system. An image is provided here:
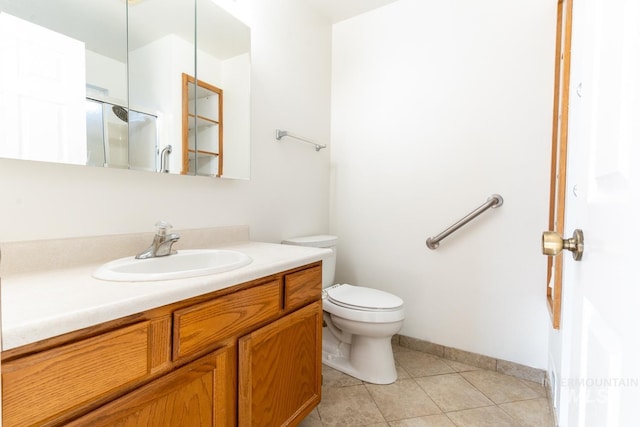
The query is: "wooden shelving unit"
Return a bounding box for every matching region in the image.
[181,73,223,176]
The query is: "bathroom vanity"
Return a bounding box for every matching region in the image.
[1,230,328,426]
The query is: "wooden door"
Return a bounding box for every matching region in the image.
[238,301,322,426]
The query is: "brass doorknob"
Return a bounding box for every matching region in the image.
[542,229,584,261]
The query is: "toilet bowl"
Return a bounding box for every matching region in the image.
[282,235,405,385]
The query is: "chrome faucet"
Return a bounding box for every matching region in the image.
[135,221,180,259]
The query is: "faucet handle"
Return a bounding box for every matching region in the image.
[154,221,173,236]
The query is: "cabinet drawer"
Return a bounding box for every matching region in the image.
[174,280,282,360]
[3,322,152,427]
[284,265,322,311]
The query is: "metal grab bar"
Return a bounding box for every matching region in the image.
[426,194,504,249]
[276,129,327,152]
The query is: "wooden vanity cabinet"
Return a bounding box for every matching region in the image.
[1,262,322,427]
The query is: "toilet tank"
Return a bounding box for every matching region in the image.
[281,235,337,289]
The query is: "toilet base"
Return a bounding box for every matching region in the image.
[322,326,398,385]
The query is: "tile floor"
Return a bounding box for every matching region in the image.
[300,345,555,426]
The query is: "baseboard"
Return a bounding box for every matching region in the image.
[395,334,546,385]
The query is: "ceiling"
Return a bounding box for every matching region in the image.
[304,0,400,23]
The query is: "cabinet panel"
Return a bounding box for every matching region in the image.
[149,316,172,374]
[3,322,152,427]
[239,300,322,426]
[174,280,282,360]
[67,347,230,427]
[284,264,322,312]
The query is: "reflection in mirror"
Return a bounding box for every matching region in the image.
[183,73,223,176]
[86,100,129,169]
[0,0,127,166]
[196,0,251,178]
[0,0,250,179]
[128,0,195,175]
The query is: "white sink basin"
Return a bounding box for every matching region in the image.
[93,249,253,282]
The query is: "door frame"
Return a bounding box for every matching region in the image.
[547,0,574,329]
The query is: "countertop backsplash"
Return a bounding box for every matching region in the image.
[0,225,250,277]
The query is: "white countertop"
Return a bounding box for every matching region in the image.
[1,241,331,351]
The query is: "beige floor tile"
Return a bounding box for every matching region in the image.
[322,364,363,388]
[366,378,441,421]
[520,379,547,397]
[315,352,552,427]
[395,350,456,378]
[317,384,386,427]
[388,414,456,426]
[443,359,482,373]
[497,359,546,384]
[445,406,517,427]
[460,370,545,404]
[299,408,323,427]
[415,373,493,412]
[396,363,412,380]
[500,397,555,427]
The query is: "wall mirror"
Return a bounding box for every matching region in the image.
[0,0,251,179]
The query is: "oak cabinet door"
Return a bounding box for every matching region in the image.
[67,347,231,427]
[238,300,322,426]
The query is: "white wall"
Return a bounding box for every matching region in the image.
[0,0,332,245]
[330,0,556,369]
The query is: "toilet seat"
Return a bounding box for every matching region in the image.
[323,284,405,323]
[326,284,403,311]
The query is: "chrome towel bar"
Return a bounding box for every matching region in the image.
[276,129,327,152]
[426,194,503,249]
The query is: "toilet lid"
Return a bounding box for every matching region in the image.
[326,284,403,311]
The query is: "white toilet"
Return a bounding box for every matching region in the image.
[282,235,404,384]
